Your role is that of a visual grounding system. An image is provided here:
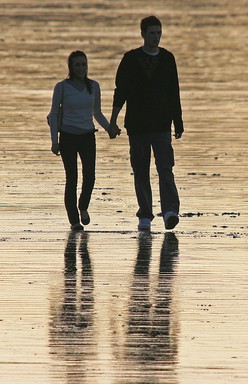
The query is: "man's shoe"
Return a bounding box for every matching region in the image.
[164,212,179,230]
[71,223,84,231]
[138,218,151,231]
[80,210,90,225]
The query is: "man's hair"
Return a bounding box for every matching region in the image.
[140,15,162,33]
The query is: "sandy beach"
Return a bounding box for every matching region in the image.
[0,0,247,383]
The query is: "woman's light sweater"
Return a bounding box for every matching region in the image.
[49,79,110,144]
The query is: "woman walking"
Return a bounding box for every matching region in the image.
[49,50,119,230]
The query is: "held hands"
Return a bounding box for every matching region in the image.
[51,143,60,155]
[108,123,121,139]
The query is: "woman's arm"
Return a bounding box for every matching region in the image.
[93,81,110,131]
[49,81,63,147]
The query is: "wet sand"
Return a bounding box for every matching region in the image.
[0,1,247,383]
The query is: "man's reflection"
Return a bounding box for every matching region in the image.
[125,232,180,380]
[49,231,95,383]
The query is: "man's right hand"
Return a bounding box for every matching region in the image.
[108,123,121,139]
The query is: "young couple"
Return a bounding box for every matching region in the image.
[49,16,184,232]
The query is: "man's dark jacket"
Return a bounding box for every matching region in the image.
[113,47,184,136]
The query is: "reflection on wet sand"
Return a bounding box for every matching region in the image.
[49,231,95,383]
[125,232,180,382]
[49,232,180,382]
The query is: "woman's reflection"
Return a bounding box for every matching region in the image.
[49,231,95,382]
[125,232,180,380]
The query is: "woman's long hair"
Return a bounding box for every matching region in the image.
[67,50,92,93]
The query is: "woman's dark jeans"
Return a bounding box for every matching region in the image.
[129,131,180,220]
[59,131,96,225]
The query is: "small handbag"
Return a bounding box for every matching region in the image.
[47,81,64,131]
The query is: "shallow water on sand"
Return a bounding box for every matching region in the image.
[0,1,247,383]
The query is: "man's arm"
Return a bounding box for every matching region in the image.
[169,53,184,137]
[108,52,130,138]
[108,106,122,138]
[110,105,122,125]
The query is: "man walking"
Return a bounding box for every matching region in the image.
[109,15,184,231]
